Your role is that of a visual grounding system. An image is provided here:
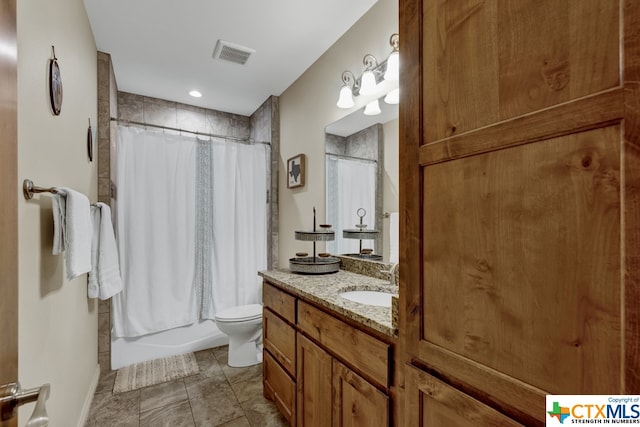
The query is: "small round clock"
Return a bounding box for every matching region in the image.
[49,46,62,115]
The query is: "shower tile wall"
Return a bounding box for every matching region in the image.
[250,96,280,269]
[97,52,118,378]
[96,51,279,375]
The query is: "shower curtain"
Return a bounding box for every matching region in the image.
[112,126,268,338]
[326,155,377,256]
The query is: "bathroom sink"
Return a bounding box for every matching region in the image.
[339,290,394,307]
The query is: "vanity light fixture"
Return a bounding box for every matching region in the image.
[336,71,355,109]
[336,33,399,110]
[363,99,381,116]
[359,54,378,96]
[189,90,202,98]
[384,87,399,105]
[383,34,399,81]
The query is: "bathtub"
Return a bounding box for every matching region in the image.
[111,319,229,370]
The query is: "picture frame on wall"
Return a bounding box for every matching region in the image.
[287,154,306,189]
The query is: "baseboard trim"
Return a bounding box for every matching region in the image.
[77,364,100,427]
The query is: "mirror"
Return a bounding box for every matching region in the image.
[325,95,399,263]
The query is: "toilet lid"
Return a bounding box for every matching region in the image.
[216,304,263,322]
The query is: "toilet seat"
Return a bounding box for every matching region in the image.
[215,304,262,322]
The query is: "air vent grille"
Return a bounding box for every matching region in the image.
[212,40,255,65]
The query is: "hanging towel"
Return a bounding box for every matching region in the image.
[56,187,93,280]
[51,189,68,255]
[389,212,399,264]
[88,203,123,299]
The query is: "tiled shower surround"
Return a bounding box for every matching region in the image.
[96,51,280,382]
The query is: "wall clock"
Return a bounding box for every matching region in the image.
[49,46,62,115]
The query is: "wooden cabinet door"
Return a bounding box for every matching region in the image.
[332,359,389,427]
[264,350,296,426]
[405,364,523,427]
[400,0,640,425]
[296,333,332,427]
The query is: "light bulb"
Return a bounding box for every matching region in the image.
[364,99,381,116]
[384,51,399,81]
[360,70,377,96]
[189,90,202,98]
[384,88,399,104]
[336,85,354,109]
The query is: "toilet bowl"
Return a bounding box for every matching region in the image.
[215,304,263,367]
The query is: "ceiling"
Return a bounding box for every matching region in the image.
[83,0,378,116]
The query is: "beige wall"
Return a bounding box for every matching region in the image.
[17,0,98,425]
[279,0,398,265]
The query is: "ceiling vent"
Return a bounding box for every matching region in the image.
[212,40,255,65]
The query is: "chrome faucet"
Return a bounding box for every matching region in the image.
[381,262,399,286]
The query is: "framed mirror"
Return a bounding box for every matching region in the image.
[325,95,398,264]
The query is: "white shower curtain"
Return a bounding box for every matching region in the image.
[326,155,377,256]
[112,126,268,338]
[113,127,197,337]
[199,139,268,318]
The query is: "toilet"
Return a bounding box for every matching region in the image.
[215,304,263,367]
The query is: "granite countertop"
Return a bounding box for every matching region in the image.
[259,269,398,337]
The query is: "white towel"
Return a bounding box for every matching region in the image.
[389,212,399,264]
[88,203,123,299]
[51,189,67,255]
[59,187,93,280]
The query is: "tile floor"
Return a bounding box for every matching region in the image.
[85,346,288,426]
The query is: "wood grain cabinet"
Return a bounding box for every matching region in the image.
[296,333,332,427]
[332,359,389,427]
[263,283,297,425]
[400,0,640,425]
[263,281,393,426]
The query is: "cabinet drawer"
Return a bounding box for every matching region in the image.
[405,364,524,426]
[264,350,296,426]
[263,281,296,324]
[298,301,390,389]
[264,307,296,377]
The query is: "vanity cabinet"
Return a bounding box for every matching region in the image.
[263,283,297,425]
[400,0,640,425]
[262,280,394,427]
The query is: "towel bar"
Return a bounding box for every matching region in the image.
[22,179,97,207]
[23,179,59,200]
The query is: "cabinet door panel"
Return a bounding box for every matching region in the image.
[264,308,296,376]
[405,364,525,427]
[422,126,621,395]
[423,0,619,142]
[332,359,389,427]
[264,350,296,425]
[297,334,332,427]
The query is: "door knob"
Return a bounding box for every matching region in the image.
[0,382,50,426]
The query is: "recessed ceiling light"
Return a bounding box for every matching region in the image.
[189,90,202,98]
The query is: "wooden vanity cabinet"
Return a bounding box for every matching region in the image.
[263,283,297,425]
[263,280,393,427]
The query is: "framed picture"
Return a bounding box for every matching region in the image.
[287,154,306,188]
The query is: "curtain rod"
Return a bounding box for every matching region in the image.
[110,117,270,145]
[326,152,377,163]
